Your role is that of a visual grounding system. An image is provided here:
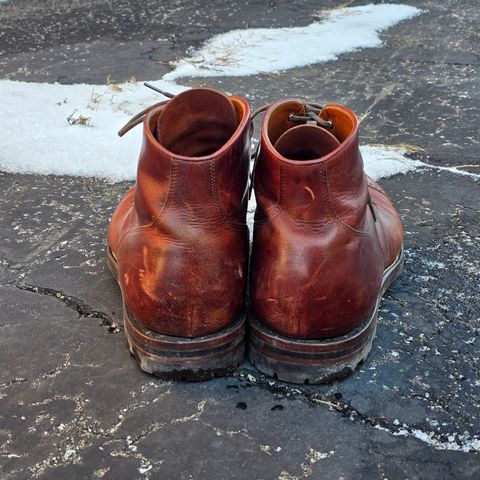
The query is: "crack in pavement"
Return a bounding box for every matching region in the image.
[101,399,206,479]
[358,83,398,124]
[24,393,104,479]
[0,342,86,389]
[0,257,30,282]
[232,370,480,453]
[13,283,121,333]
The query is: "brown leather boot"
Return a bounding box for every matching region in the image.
[249,99,404,384]
[107,88,251,380]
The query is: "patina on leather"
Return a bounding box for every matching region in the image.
[108,88,251,339]
[250,99,404,339]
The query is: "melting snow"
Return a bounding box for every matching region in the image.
[360,146,423,180]
[164,4,422,80]
[0,79,186,182]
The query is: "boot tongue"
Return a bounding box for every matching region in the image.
[273,124,340,161]
[155,88,238,157]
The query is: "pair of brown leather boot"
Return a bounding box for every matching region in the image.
[107,87,404,384]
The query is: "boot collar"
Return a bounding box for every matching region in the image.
[134,89,250,222]
[261,99,359,166]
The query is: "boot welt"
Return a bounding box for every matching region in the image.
[248,247,405,385]
[106,245,246,381]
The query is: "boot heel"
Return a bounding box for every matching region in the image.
[107,246,245,381]
[124,307,245,381]
[248,248,404,384]
[248,312,377,384]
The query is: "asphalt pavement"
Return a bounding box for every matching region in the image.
[0,1,479,479]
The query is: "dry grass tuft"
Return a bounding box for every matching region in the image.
[367,143,425,154]
[106,74,123,92]
[67,110,91,126]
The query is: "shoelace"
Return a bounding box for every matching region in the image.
[118,83,333,137]
[117,83,175,137]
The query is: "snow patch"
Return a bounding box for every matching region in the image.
[0,79,186,182]
[164,4,422,80]
[361,145,424,180]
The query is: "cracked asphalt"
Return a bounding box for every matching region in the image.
[0,0,479,479]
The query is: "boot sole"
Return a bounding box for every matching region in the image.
[248,247,405,384]
[106,246,245,381]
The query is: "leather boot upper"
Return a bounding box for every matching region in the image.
[108,88,251,338]
[250,100,403,339]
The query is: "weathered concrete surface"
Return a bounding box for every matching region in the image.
[0,0,479,479]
